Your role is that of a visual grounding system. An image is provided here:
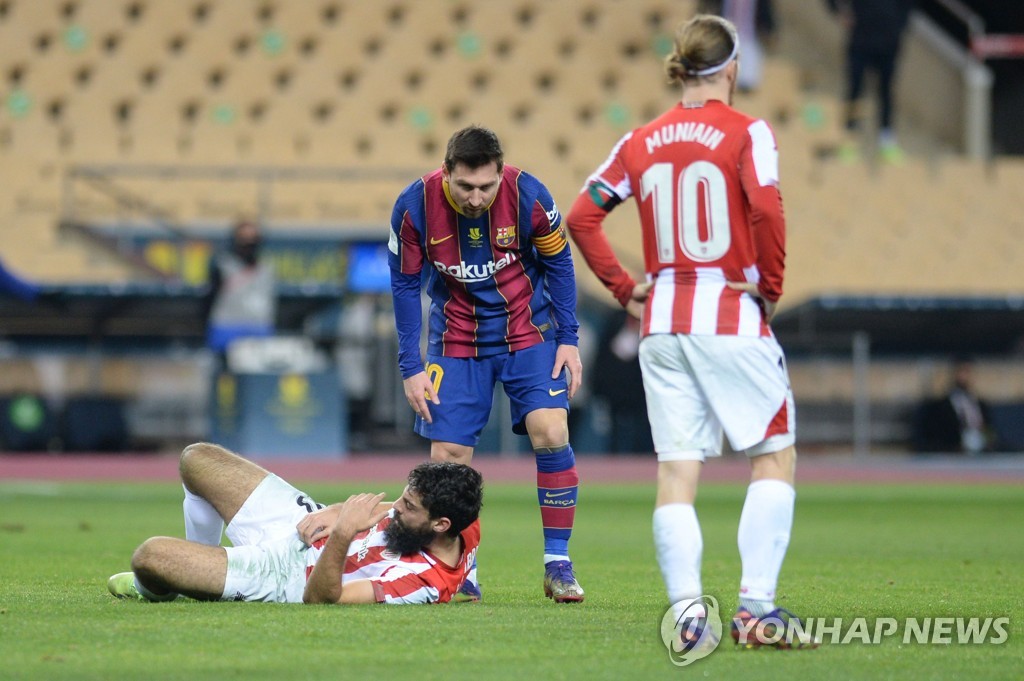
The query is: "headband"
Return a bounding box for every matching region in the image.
[687,37,739,77]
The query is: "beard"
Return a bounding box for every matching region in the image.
[384,516,436,555]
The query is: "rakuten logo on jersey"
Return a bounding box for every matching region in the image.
[546,204,560,225]
[433,251,519,282]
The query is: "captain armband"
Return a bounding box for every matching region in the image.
[586,180,623,211]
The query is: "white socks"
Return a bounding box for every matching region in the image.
[737,479,795,615]
[182,484,224,546]
[653,503,703,622]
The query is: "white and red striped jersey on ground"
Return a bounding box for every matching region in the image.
[567,100,786,338]
[306,511,480,604]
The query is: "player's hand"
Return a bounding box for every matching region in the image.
[334,492,389,537]
[296,503,341,546]
[553,344,583,399]
[625,299,645,321]
[726,281,778,322]
[403,371,439,423]
[625,282,652,320]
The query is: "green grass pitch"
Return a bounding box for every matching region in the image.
[0,479,1020,680]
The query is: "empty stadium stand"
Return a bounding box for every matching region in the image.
[1,0,1022,452]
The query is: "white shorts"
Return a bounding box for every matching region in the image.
[638,333,796,462]
[221,474,322,602]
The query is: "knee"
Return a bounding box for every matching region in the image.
[531,428,568,450]
[750,445,796,484]
[131,537,167,578]
[526,411,569,449]
[179,442,224,487]
[430,442,473,464]
[656,460,701,505]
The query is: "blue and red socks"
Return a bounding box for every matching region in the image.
[535,444,579,564]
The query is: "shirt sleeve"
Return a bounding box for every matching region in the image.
[388,192,427,378]
[529,186,579,346]
[565,135,639,307]
[370,566,442,605]
[739,119,786,303]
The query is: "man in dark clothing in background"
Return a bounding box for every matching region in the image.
[827,0,917,162]
[203,219,277,359]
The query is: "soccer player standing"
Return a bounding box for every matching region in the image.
[566,15,816,646]
[388,126,584,603]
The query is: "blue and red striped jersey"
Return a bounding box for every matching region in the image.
[389,164,579,378]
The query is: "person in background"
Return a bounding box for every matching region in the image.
[203,219,277,361]
[590,309,654,454]
[827,0,917,163]
[914,358,994,455]
[701,0,777,93]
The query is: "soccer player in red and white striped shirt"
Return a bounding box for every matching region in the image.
[107,443,481,606]
[566,14,816,650]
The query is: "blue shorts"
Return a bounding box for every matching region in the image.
[414,341,570,447]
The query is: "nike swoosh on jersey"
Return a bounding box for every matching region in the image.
[548,388,566,396]
[545,490,573,498]
[430,234,455,245]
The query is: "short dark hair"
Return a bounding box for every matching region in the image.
[407,461,483,538]
[443,125,504,173]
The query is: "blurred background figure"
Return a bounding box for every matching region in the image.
[913,358,994,456]
[591,310,653,454]
[827,0,917,163]
[702,0,778,92]
[203,219,277,361]
[334,292,377,451]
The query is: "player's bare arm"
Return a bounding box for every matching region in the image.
[552,344,583,399]
[297,500,395,546]
[402,371,440,424]
[303,492,389,604]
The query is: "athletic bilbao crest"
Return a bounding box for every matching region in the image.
[495,224,516,248]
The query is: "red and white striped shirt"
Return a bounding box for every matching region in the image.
[567,100,786,338]
[306,511,480,604]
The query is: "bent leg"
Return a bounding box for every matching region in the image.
[180,442,271,524]
[430,441,475,465]
[132,536,227,601]
[525,408,577,563]
[525,408,583,602]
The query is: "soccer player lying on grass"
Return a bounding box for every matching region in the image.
[107,442,482,605]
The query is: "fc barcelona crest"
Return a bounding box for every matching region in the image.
[495,224,516,248]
